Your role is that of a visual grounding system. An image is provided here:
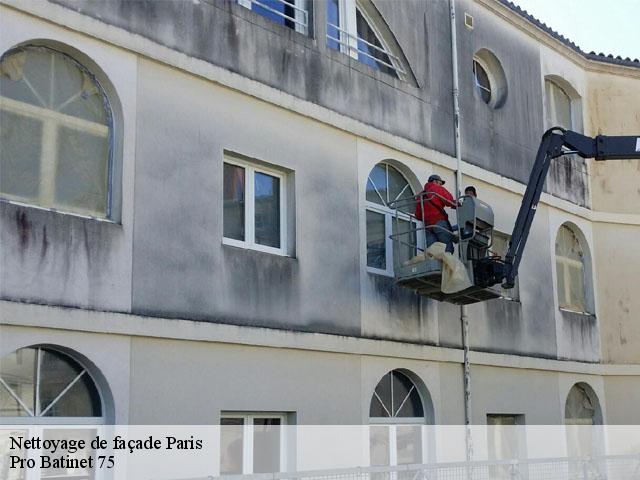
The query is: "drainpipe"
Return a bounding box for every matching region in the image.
[449,0,473,464]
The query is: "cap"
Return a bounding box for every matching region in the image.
[428,174,445,184]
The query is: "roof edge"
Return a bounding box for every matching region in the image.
[498,0,640,69]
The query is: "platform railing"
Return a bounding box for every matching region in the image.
[388,192,463,269]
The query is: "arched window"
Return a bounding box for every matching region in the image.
[0,347,104,479]
[326,0,414,82]
[0,347,102,419]
[369,370,425,466]
[545,79,572,130]
[0,45,114,219]
[366,163,416,275]
[565,383,602,459]
[565,383,600,426]
[555,224,590,313]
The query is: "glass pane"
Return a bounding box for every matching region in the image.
[355,10,397,77]
[0,50,42,107]
[474,61,491,104]
[253,418,281,473]
[18,49,51,108]
[41,429,96,479]
[369,425,390,466]
[387,166,409,203]
[0,348,36,416]
[366,164,387,205]
[42,372,101,417]
[549,81,572,129]
[556,261,567,308]
[396,425,422,465]
[0,109,43,203]
[565,385,596,423]
[392,219,416,266]
[0,429,27,480]
[55,126,109,216]
[326,0,341,50]
[366,210,386,269]
[254,171,280,248]
[370,373,392,418]
[252,0,296,29]
[487,416,518,460]
[568,264,586,312]
[220,418,244,475]
[223,163,245,241]
[393,371,423,418]
[39,349,84,415]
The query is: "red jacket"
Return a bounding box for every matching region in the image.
[415,181,456,225]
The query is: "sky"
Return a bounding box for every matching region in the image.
[512,0,640,60]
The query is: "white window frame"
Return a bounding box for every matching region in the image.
[222,157,288,256]
[367,421,427,467]
[545,79,573,130]
[220,412,289,475]
[366,203,416,277]
[237,0,309,35]
[365,165,418,277]
[555,226,589,314]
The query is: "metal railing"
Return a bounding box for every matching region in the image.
[163,455,640,480]
[387,191,463,268]
[326,23,406,77]
[238,0,308,33]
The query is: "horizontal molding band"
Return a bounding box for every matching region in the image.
[1,300,639,376]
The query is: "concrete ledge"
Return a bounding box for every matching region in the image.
[2,300,639,376]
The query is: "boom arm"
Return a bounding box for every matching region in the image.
[501,128,640,289]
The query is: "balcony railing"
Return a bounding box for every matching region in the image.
[326,23,406,78]
[238,0,308,34]
[164,454,640,480]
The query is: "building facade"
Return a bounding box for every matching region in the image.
[1,0,640,474]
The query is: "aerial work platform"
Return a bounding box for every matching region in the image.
[389,193,502,305]
[389,129,640,305]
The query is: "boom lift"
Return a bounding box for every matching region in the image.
[390,128,640,305]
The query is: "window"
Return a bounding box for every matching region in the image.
[555,225,588,313]
[326,0,408,80]
[237,0,309,34]
[473,59,491,104]
[366,163,416,275]
[545,79,572,130]
[565,383,602,459]
[0,347,105,480]
[220,413,289,474]
[369,370,425,467]
[0,46,114,219]
[472,49,507,109]
[487,414,525,479]
[223,157,288,255]
[490,232,520,301]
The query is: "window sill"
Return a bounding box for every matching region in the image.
[559,307,595,317]
[366,267,394,278]
[0,198,120,225]
[222,237,291,258]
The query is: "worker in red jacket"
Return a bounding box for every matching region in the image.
[415,174,457,253]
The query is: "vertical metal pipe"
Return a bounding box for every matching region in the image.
[449,0,473,464]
